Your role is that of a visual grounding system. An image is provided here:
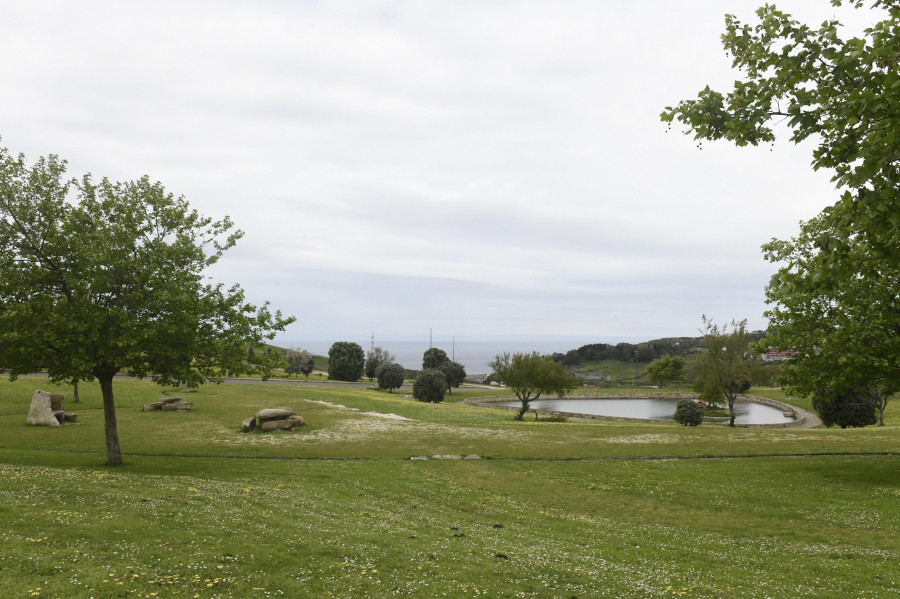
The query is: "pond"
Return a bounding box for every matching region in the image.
[501,398,795,425]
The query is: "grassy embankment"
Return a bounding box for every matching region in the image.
[1,377,897,598]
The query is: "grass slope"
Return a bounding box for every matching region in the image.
[1,377,897,598]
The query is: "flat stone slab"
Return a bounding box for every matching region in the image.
[255,408,295,421]
[144,402,164,411]
[49,393,65,411]
[159,396,182,404]
[63,413,78,423]
[410,456,429,460]
[162,402,193,411]
[431,454,462,460]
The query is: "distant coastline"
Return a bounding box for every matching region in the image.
[281,339,609,375]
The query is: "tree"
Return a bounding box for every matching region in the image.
[0,144,294,465]
[488,352,579,421]
[673,399,704,426]
[376,362,406,392]
[286,348,315,378]
[694,317,755,427]
[440,361,467,393]
[646,355,686,388]
[327,341,365,382]
[422,347,449,370]
[813,385,879,428]
[365,346,396,380]
[661,2,899,424]
[413,369,446,403]
[762,213,898,425]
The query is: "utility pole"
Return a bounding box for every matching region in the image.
[452,336,455,362]
[429,328,432,349]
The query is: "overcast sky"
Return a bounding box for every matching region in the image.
[0,1,870,348]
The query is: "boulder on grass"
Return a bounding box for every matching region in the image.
[255,408,295,422]
[162,402,193,411]
[27,390,61,426]
[49,393,65,411]
[241,417,256,433]
[143,402,164,411]
[260,417,304,431]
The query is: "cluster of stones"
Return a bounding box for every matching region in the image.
[143,396,193,411]
[27,390,77,426]
[242,408,304,432]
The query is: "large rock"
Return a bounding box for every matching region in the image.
[159,396,182,404]
[143,402,164,411]
[27,391,61,426]
[241,417,256,432]
[255,408,295,422]
[260,416,304,431]
[49,393,65,411]
[162,402,193,411]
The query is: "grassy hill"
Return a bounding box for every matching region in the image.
[1,376,897,598]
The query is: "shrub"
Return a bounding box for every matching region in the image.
[376,362,406,393]
[413,369,447,403]
[673,399,704,426]
[812,386,879,428]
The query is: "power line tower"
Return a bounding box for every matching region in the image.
[370,331,375,351]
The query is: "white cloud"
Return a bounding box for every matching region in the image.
[0,0,869,344]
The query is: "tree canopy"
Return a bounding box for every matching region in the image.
[376,362,406,393]
[661,1,899,422]
[694,318,755,427]
[422,347,449,370]
[646,355,686,388]
[327,341,365,382]
[286,348,315,378]
[0,144,294,465]
[365,346,396,380]
[489,352,579,421]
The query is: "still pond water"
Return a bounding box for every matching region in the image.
[502,398,794,425]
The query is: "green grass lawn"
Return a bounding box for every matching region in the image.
[1,377,897,598]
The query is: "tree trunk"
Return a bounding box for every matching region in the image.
[727,395,736,427]
[515,401,530,421]
[95,368,123,466]
[73,381,79,403]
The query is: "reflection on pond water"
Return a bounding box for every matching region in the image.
[501,398,794,425]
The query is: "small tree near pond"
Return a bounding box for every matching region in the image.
[673,400,704,426]
[694,317,755,427]
[488,352,579,421]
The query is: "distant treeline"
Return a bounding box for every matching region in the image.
[552,332,767,366]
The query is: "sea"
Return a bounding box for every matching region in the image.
[284,338,608,375]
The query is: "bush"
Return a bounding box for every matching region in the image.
[673,399,704,426]
[413,369,446,403]
[376,362,406,392]
[813,386,879,428]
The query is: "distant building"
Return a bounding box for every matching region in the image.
[762,348,795,362]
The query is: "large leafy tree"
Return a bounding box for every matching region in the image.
[0,144,294,465]
[695,317,755,427]
[488,352,579,421]
[327,341,365,381]
[661,1,899,420]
